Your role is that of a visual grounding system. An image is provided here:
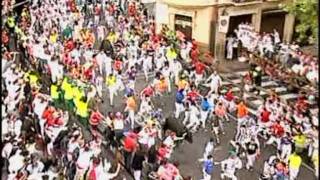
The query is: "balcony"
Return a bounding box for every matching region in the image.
[217,0,263,6]
[233,0,258,2]
[160,0,218,8]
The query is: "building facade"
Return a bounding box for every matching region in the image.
[155,0,295,61]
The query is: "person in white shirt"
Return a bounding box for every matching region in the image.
[115,71,125,92]
[205,71,222,95]
[95,75,104,99]
[138,127,150,146]
[199,138,215,162]
[273,29,280,45]
[95,159,121,180]
[26,154,45,176]
[33,95,49,136]
[138,97,153,117]
[48,57,63,83]
[155,53,165,71]
[2,139,14,161]
[70,47,81,65]
[8,149,25,175]
[226,36,234,60]
[142,54,153,82]
[96,51,107,76]
[186,102,200,132]
[172,59,182,85]
[180,43,189,62]
[67,136,80,161]
[76,145,94,179]
[83,48,94,62]
[87,85,97,103]
[220,153,243,180]
[104,55,113,76]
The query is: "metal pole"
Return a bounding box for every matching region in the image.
[11,0,31,8]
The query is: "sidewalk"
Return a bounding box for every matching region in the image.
[217,59,250,73]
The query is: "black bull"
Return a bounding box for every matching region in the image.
[163,116,193,143]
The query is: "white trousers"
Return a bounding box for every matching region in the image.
[289,167,299,180]
[94,15,100,25]
[281,144,292,162]
[186,115,199,130]
[315,164,319,178]
[175,102,184,119]
[128,109,135,129]
[183,111,190,125]
[98,62,103,75]
[246,154,256,169]
[134,170,141,180]
[266,136,281,150]
[105,64,112,76]
[108,86,117,106]
[165,77,171,93]
[209,83,219,95]
[203,170,211,180]
[96,84,103,97]
[195,73,203,87]
[221,171,237,180]
[200,110,209,128]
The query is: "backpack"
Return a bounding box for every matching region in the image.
[204,160,214,174]
[175,92,184,103]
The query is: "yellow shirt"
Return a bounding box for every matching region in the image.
[106,76,116,87]
[29,74,38,86]
[76,100,89,117]
[107,33,116,44]
[61,78,68,91]
[288,154,302,169]
[166,49,177,60]
[312,154,318,167]
[177,80,188,90]
[7,17,15,28]
[50,85,59,99]
[72,86,84,101]
[64,84,73,100]
[293,135,306,148]
[50,33,58,43]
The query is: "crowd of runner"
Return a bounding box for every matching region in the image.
[1,0,319,180]
[226,22,318,85]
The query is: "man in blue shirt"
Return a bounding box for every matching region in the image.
[200,97,212,129]
[175,89,185,119]
[202,155,214,180]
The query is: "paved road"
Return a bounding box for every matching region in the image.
[4,4,316,179]
[95,67,316,179]
[170,60,317,180]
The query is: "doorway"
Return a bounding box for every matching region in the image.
[261,10,286,39]
[227,14,253,37]
[174,14,192,40]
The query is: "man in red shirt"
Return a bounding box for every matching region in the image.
[187,86,201,103]
[140,85,155,98]
[260,107,271,123]
[266,120,284,149]
[122,132,138,170]
[225,87,235,102]
[89,107,105,133]
[194,60,206,87]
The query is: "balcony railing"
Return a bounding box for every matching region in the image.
[232,0,259,2]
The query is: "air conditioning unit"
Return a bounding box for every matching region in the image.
[218,15,230,33]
